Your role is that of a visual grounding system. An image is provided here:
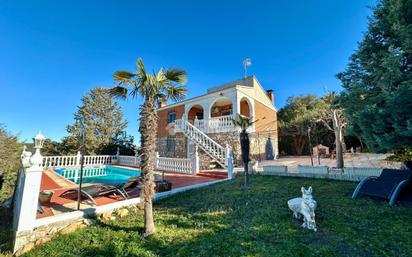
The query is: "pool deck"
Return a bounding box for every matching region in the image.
[37,166,227,218]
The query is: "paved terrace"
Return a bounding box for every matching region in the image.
[37,166,227,219]
[259,153,399,171]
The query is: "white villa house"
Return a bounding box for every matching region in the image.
[156,76,279,168]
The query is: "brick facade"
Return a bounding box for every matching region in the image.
[254,100,278,133]
[157,104,185,137]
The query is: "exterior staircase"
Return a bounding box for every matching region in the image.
[175,119,228,168]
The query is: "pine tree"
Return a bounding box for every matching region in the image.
[63,88,129,154]
[337,0,412,152]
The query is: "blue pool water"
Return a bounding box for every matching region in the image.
[56,166,141,185]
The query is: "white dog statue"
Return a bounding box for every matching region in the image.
[287,186,317,232]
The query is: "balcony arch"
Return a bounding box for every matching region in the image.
[240,97,253,118]
[209,96,233,118]
[187,104,204,123]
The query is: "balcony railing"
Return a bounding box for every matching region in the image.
[194,115,236,133]
[192,114,255,133]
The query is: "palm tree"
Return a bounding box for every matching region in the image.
[110,58,187,236]
[232,114,256,188]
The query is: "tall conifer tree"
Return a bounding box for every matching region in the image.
[63,88,129,154]
[337,0,412,152]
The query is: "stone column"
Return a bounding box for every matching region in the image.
[191,146,200,175]
[134,152,140,166]
[226,144,234,179]
[13,132,45,253]
[116,147,120,164]
[232,92,240,117]
[76,151,81,166]
[155,152,160,170]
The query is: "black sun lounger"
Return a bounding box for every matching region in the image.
[60,184,129,206]
[352,166,412,206]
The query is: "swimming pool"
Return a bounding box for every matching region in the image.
[55,165,141,185]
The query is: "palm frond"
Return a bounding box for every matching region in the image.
[156,68,165,82]
[165,68,187,84]
[109,86,128,100]
[113,71,136,84]
[111,57,188,104]
[136,58,146,73]
[164,85,187,102]
[136,58,148,82]
[232,114,256,130]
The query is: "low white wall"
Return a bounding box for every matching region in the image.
[344,167,382,180]
[297,165,329,174]
[260,165,386,182]
[262,165,288,174]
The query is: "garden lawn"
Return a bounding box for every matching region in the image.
[16,176,412,256]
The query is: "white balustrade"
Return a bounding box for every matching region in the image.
[63,166,108,181]
[42,155,78,167]
[194,115,238,133]
[41,150,203,176]
[42,155,115,168]
[117,155,141,167]
[83,155,114,166]
[156,156,193,174]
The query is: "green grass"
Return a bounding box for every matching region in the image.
[6,176,412,256]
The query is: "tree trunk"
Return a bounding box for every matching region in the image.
[139,98,157,236]
[240,130,250,188]
[335,131,344,168]
[332,111,344,169]
[294,135,306,155]
[358,136,364,151]
[244,162,249,188]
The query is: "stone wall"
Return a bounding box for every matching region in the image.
[248,132,279,161]
[157,134,187,158]
[206,131,279,166]
[156,130,279,168]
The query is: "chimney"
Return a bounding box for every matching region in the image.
[158,98,167,108]
[266,89,274,105]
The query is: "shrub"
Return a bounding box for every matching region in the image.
[387,147,412,162]
[0,125,21,201]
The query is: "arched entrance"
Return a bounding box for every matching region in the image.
[187,104,204,123]
[240,98,252,117]
[210,97,233,118]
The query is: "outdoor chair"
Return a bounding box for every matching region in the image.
[116,176,141,198]
[60,183,131,205]
[352,164,412,205]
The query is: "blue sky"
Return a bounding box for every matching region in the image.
[0,0,375,143]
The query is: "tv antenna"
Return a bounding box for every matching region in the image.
[243,58,252,78]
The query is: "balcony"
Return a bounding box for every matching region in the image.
[194,115,236,133]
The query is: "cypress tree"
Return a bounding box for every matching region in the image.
[337,0,412,152]
[63,88,129,154]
